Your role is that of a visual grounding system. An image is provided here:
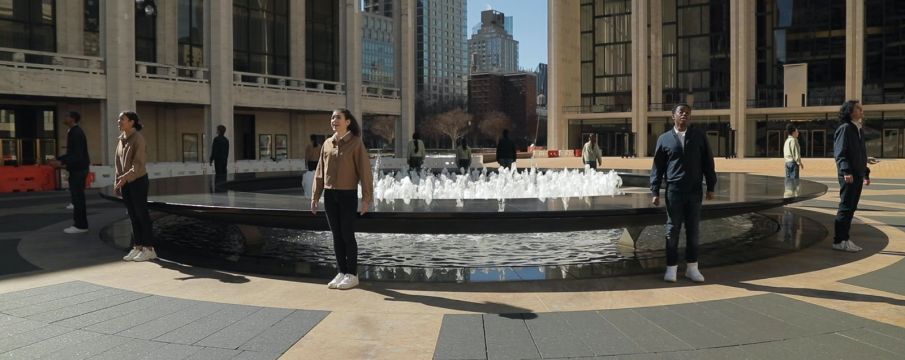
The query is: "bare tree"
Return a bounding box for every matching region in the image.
[366,115,396,148]
[425,108,472,149]
[478,111,511,142]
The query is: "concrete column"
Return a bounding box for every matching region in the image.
[157,0,179,65]
[101,0,136,165]
[206,0,234,161]
[649,0,662,110]
[342,0,363,121]
[845,0,865,100]
[631,0,649,156]
[290,0,307,78]
[547,0,581,150]
[730,0,753,158]
[56,0,85,55]
[395,0,415,155]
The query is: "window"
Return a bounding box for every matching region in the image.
[136,2,157,62]
[580,0,631,112]
[178,0,204,67]
[306,0,338,80]
[234,0,290,76]
[84,0,99,56]
[0,0,55,52]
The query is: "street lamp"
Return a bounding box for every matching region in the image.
[135,0,157,16]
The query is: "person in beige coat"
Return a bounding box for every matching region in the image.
[310,109,374,290]
[115,111,156,262]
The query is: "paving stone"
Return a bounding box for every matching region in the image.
[231,350,282,360]
[598,308,692,353]
[139,343,204,360]
[0,318,49,338]
[238,309,329,353]
[0,324,71,353]
[482,314,540,360]
[119,301,228,340]
[665,301,771,345]
[53,295,169,329]
[634,305,732,349]
[154,304,260,345]
[686,346,764,360]
[523,312,596,359]
[838,328,905,357]
[781,333,900,360]
[6,288,123,318]
[433,314,486,360]
[0,314,27,327]
[555,310,644,356]
[0,238,40,275]
[83,297,196,334]
[89,338,169,360]
[0,282,102,311]
[729,295,857,334]
[1,329,100,359]
[703,299,806,341]
[734,340,797,360]
[40,334,132,360]
[28,291,149,323]
[195,307,293,349]
[184,347,242,360]
[0,213,74,232]
[842,258,905,296]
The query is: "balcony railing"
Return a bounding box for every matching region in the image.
[0,47,103,74]
[649,102,730,111]
[135,62,209,83]
[233,72,345,94]
[748,94,845,108]
[361,84,400,99]
[562,104,631,113]
[862,93,905,105]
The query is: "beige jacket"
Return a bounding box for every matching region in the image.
[115,130,148,183]
[312,132,374,204]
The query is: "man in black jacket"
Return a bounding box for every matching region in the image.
[496,129,517,169]
[832,100,871,252]
[650,104,717,283]
[52,111,90,234]
[210,125,229,175]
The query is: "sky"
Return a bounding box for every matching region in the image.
[466,0,548,71]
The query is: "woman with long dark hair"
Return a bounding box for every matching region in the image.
[116,111,156,262]
[310,109,374,289]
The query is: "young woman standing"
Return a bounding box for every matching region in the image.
[310,109,374,290]
[115,111,156,262]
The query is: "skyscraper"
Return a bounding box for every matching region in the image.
[362,8,396,88]
[416,0,468,108]
[468,9,519,74]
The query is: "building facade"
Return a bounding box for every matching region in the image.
[362,11,396,88]
[468,10,519,74]
[1,0,413,171]
[416,0,468,107]
[468,72,538,149]
[549,0,905,159]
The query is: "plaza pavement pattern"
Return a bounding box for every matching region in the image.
[0,157,903,359]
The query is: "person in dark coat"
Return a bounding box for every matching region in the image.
[650,104,717,283]
[210,125,229,175]
[832,100,871,253]
[51,111,91,234]
[495,129,517,169]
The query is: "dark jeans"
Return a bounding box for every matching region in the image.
[498,158,514,169]
[68,169,89,229]
[408,157,424,171]
[664,190,702,266]
[457,159,470,172]
[834,175,864,243]
[785,162,799,179]
[585,161,597,170]
[214,160,227,175]
[121,175,154,247]
[324,189,359,275]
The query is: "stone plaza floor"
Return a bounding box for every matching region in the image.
[1,157,904,359]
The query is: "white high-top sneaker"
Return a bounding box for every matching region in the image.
[337,274,359,290]
[664,265,678,283]
[122,248,141,261]
[685,263,705,283]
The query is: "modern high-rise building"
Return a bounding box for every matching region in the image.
[0,0,412,171]
[416,0,468,108]
[468,10,519,74]
[469,72,537,148]
[362,11,396,88]
[548,0,905,159]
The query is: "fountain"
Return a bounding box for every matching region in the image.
[100,159,829,282]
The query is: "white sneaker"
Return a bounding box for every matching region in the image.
[336,274,359,290]
[685,263,705,283]
[122,248,141,261]
[132,248,158,262]
[63,226,89,234]
[664,265,678,283]
[832,240,862,252]
[327,273,345,289]
[65,203,74,210]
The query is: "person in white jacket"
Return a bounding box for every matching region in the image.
[582,134,602,170]
[783,123,804,179]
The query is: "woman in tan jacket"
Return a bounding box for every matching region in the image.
[310,109,374,290]
[115,111,156,262]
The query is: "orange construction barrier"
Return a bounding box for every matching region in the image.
[574,149,582,157]
[547,150,559,158]
[0,165,57,192]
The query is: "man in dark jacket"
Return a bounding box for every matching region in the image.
[495,129,517,169]
[832,100,871,252]
[52,111,90,234]
[650,104,717,283]
[210,125,229,175]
